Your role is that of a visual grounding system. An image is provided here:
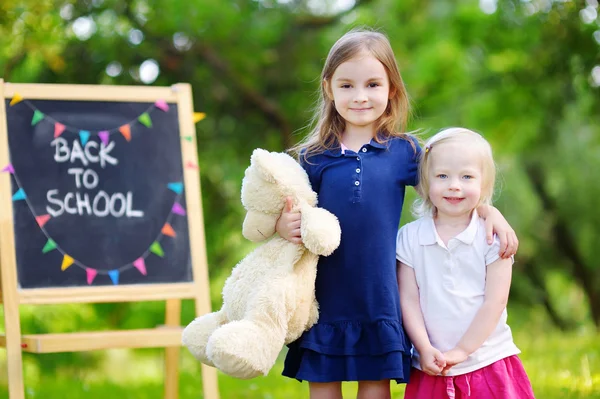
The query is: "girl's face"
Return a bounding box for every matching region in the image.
[327,52,391,133]
[428,142,483,220]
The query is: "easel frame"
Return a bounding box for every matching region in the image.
[0,81,219,399]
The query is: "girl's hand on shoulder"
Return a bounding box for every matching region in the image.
[275,196,302,244]
[419,346,446,376]
[481,206,519,258]
[440,348,469,376]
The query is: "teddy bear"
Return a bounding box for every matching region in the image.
[182,148,341,379]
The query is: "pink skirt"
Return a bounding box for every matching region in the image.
[404,355,535,399]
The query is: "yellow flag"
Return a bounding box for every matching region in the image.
[61,255,74,271]
[193,112,206,123]
[9,93,23,106]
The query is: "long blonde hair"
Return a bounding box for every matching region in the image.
[291,28,412,160]
[413,128,497,217]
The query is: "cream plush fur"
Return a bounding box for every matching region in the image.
[182,148,341,379]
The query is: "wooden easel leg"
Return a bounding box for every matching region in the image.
[2,292,24,399]
[164,299,181,399]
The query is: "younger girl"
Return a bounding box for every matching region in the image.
[397,128,535,398]
[277,29,517,399]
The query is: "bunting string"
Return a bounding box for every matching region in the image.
[10,97,170,141]
[5,165,187,285]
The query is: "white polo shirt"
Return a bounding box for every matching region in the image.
[396,211,520,376]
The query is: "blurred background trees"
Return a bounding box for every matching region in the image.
[1,0,599,396]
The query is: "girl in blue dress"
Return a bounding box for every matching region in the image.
[276,28,518,399]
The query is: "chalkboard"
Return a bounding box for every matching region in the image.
[4,98,192,288]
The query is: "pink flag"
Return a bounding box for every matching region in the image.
[98,131,110,145]
[155,99,169,112]
[133,258,147,275]
[172,202,186,216]
[35,214,51,227]
[54,123,66,138]
[86,268,98,285]
[2,164,14,174]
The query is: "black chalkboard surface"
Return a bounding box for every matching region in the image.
[4,99,192,288]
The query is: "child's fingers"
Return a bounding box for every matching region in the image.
[485,218,494,245]
[284,196,294,213]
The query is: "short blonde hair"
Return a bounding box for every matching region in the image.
[413,127,496,217]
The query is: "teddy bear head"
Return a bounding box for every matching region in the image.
[240,149,316,242]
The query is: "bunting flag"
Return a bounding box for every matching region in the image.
[31,110,45,126]
[138,112,152,128]
[98,131,109,145]
[154,99,169,112]
[172,202,186,216]
[162,223,176,237]
[182,136,193,142]
[9,93,24,106]
[86,268,98,285]
[2,164,14,173]
[168,182,183,194]
[119,124,131,141]
[193,112,206,123]
[12,188,26,201]
[35,214,51,227]
[108,270,120,285]
[54,122,66,138]
[133,258,147,275]
[185,161,199,170]
[150,241,164,257]
[61,255,74,271]
[42,239,57,253]
[79,130,90,145]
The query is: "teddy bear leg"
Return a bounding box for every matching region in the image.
[207,307,287,379]
[182,310,228,367]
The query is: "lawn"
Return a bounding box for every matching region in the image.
[0,305,598,398]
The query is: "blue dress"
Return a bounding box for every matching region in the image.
[283,136,421,383]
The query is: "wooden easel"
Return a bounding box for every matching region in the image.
[0,81,219,399]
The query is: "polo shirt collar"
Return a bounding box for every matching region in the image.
[418,210,480,246]
[323,136,388,157]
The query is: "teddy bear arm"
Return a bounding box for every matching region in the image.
[242,210,278,242]
[299,205,342,256]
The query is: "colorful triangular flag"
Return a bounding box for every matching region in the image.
[119,124,131,141]
[12,188,26,201]
[79,130,90,145]
[108,270,120,285]
[9,93,23,106]
[86,268,97,285]
[185,161,199,170]
[168,182,183,194]
[54,122,66,138]
[35,214,51,227]
[150,241,164,257]
[138,112,152,127]
[42,239,57,253]
[162,223,176,237]
[155,99,169,112]
[193,112,206,123]
[98,131,109,146]
[61,255,74,271]
[172,202,186,216]
[31,110,45,126]
[133,258,147,275]
[2,164,14,174]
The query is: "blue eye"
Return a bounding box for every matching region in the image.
[437,174,447,179]
[368,82,380,88]
[462,175,473,180]
[340,84,351,89]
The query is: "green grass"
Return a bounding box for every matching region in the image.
[0,306,598,398]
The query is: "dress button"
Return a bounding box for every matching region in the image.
[356,168,361,173]
[361,148,367,152]
[354,181,360,186]
[356,156,360,161]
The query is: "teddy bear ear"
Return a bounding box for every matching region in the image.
[250,148,278,183]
